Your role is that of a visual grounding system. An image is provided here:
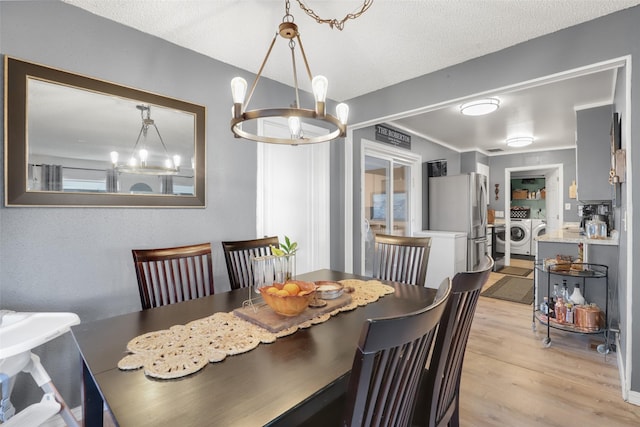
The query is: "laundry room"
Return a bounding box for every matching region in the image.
[496,176,547,259]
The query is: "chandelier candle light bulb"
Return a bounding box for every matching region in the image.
[231,77,247,118]
[312,75,328,102]
[336,103,349,125]
[138,148,148,164]
[312,75,328,116]
[288,116,303,139]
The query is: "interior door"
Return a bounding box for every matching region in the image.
[545,167,562,231]
[257,120,330,275]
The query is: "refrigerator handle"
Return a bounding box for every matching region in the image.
[480,180,488,227]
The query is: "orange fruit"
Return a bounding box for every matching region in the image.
[275,289,290,297]
[283,282,300,296]
[266,286,279,295]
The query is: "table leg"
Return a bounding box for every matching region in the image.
[81,358,103,427]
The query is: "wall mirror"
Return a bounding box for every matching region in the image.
[4,56,206,207]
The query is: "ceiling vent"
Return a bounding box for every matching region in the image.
[487,148,504,152]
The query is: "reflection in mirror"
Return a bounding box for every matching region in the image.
[28,79,196,195]
[5,56,206,207]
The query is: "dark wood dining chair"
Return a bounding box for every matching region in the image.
[339,277,451,427]
[412,255,494,427]
[221,236,279,290]
[372,233,432,286]
[132,242,214,310]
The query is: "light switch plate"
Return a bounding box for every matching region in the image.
[565,203,571,210]
[495,210,504,218]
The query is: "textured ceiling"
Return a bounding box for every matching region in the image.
[59,0,639,154]
[62,0,640,101]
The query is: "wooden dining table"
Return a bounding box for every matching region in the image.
[71,269,436,426]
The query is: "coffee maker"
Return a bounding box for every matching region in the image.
[578,202,613,236]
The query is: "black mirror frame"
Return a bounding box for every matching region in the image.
[4,56,206,207]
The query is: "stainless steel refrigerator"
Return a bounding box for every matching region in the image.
[429,173,488,270]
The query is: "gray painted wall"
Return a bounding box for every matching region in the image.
[488,149,579,223]
[0,1,296,409]
[345,7,639,395]
[460,151,488,174]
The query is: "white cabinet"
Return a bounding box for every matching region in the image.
[414,230,467,289]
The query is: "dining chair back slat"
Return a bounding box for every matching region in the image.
[132,243,214,310]
[342,278,452,427]
[221,236,279,290]
[373,234,431,286]
[413,255,494,427]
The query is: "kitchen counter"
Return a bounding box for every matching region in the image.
[537,228,618,246]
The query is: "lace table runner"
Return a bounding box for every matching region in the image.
[118,279,394,380]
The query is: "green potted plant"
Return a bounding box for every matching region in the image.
[271,236,297,280]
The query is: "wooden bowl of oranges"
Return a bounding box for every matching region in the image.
[258,280,317,316]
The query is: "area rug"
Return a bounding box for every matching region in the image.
[481,276,533,305]
[496,266,533,277]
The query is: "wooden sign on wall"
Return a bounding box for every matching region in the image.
[375,124,411,150]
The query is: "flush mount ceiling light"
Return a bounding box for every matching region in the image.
[459,98,500,116]
[506,136,534,148]
[111,105,180,175]
[230,0,371,145]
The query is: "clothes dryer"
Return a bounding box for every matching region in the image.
[509,219,532,255]
[530,219,546,257]
[494,219,531,255]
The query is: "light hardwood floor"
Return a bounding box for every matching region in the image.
[461,258,640,426]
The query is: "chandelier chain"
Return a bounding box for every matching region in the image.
[284,0,295,23]
[294,0,373,30]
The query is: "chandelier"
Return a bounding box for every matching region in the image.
[230,0,371,145]
[111,105,181,175]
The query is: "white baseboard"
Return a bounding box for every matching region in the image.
[616,333,640,407]
[616,334,627,400]
[629,391,640,406]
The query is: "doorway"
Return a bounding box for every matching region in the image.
[503,164,563,265]
[257,119,330,275]
[361,139,421,276]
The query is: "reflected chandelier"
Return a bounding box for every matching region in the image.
[111,105,181,175]
[230,0,371,145]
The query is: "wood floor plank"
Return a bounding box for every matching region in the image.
[460,258,640,426]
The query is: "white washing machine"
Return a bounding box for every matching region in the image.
[495,219,531,255]
[530,219,546,257]
[509,219,532,255]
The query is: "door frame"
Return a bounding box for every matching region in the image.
[256,118,330,274]
[503,164,563,265]
[360,139,421,274]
